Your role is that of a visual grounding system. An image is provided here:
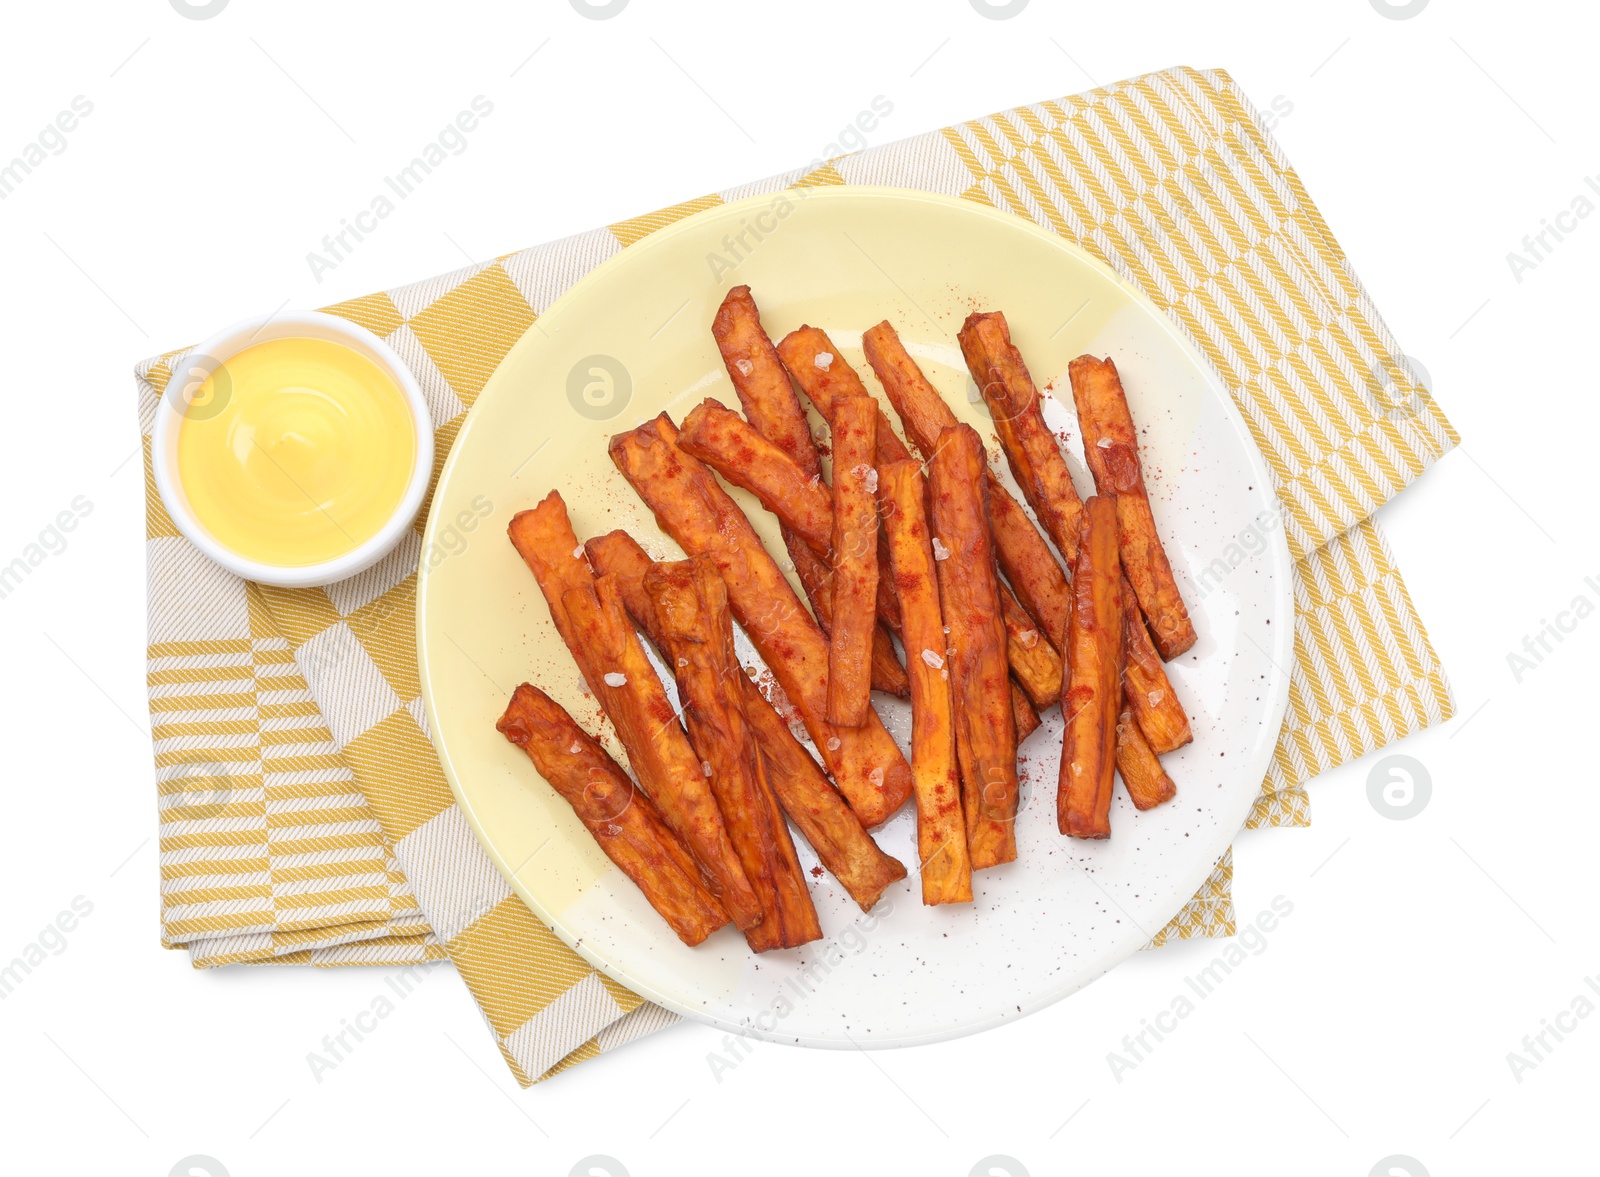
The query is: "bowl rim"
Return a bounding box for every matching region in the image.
[150,309,434,589]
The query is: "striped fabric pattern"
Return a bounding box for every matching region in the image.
[1147,850,1234,949]
[1256,517,1453,827]
[145,529,439,966]
[137,66,1453,1085]
[937,72,1457,560]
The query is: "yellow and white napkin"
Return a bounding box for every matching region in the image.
[137,65,1454,1083]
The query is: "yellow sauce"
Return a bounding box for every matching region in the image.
[176,338,417,567]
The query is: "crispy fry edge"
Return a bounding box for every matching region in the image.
[826,395,881,728]
[882,460,973,905]
[1068,354,1197,659]
[585,529,907,911]
[496,684,728,946]
[1058,496,1125,839]
[928,424,1019,870]
[645,558,821,951]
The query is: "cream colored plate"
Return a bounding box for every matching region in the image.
[416,186,1293,1049]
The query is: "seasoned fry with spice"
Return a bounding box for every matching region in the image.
[580,531,658,624]
[986,482,1074,650]
[881,460,972,905]
[1012,682,1042,743]
[959,311,1085,564]
[774,328,907,635]
[496,684,728,946]
[645,558,821,951]
[1120,578,1193,754]
[1069,355,1197,659]
[1000,585,1065,708]
[678,399,833,554]
[677,398,907,694]
[1115,700,1176,811]
[739,694,907,911]
[556,576,764,928]
[790,539,911,698]
[507,490,600,649]
[1059,496,1125,839]
[499,283,1223,957]
[863,320,1074,649]
[860,321,958,461]
[585,529,907,910]
[713,287,819,482]
[928,424,1018,870]
[777,323,1073,702]
[712,291,909,696]
[826,395,880,728]
[954,316,1189,745]
[777,326,909,465]
[608,416,913,826]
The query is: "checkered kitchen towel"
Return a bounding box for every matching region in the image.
[137,66,1455,1084]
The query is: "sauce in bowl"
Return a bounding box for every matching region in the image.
[175,337,419,567]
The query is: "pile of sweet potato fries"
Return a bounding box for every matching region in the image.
[494,286,1197,950]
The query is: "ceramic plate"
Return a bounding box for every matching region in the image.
[416,186,1294,1048]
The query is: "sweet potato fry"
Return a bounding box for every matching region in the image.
[711,293,910,696]
[772,329,908,634]
[1000,584,1065,709]
[826,395,880,728]
[1120,577,1193,754]
[776,326,912,465]
[790,540,910,698]
[681,397,907,645]
[711,288,832,577]
[863,320,1075,648]
[881,460,972,905]
[496,684,728,946]
[714,287,821,482]
[1115,700,1176,811]
[1012,682,1042,743]
[959,311,1085,565]
[506,491,599,650]
[927,424,1018,870]
[950,316,1190,745]
[608,416,913,826]
[581,531,659,626]
[1059,496,1125,839]
[739,692,907,910]
[860,321,960,462]
[550,576,764,927]
[585,529,907,911]
[986,482,1074,649]
[1069,355,1197,659]
[770,326,1071,705]
[679,399,833,554]
[953,317,1188,747]
[898,326,1185,737]
[645,558,821,951]
[778,331,1046,805]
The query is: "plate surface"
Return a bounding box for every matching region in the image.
[416,186,1294,1048]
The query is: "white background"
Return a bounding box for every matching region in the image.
[0,1,1591,1174]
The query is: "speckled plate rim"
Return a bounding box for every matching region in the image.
[416,185,1296,1049]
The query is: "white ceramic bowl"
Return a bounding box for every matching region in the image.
[151,310,433,589]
